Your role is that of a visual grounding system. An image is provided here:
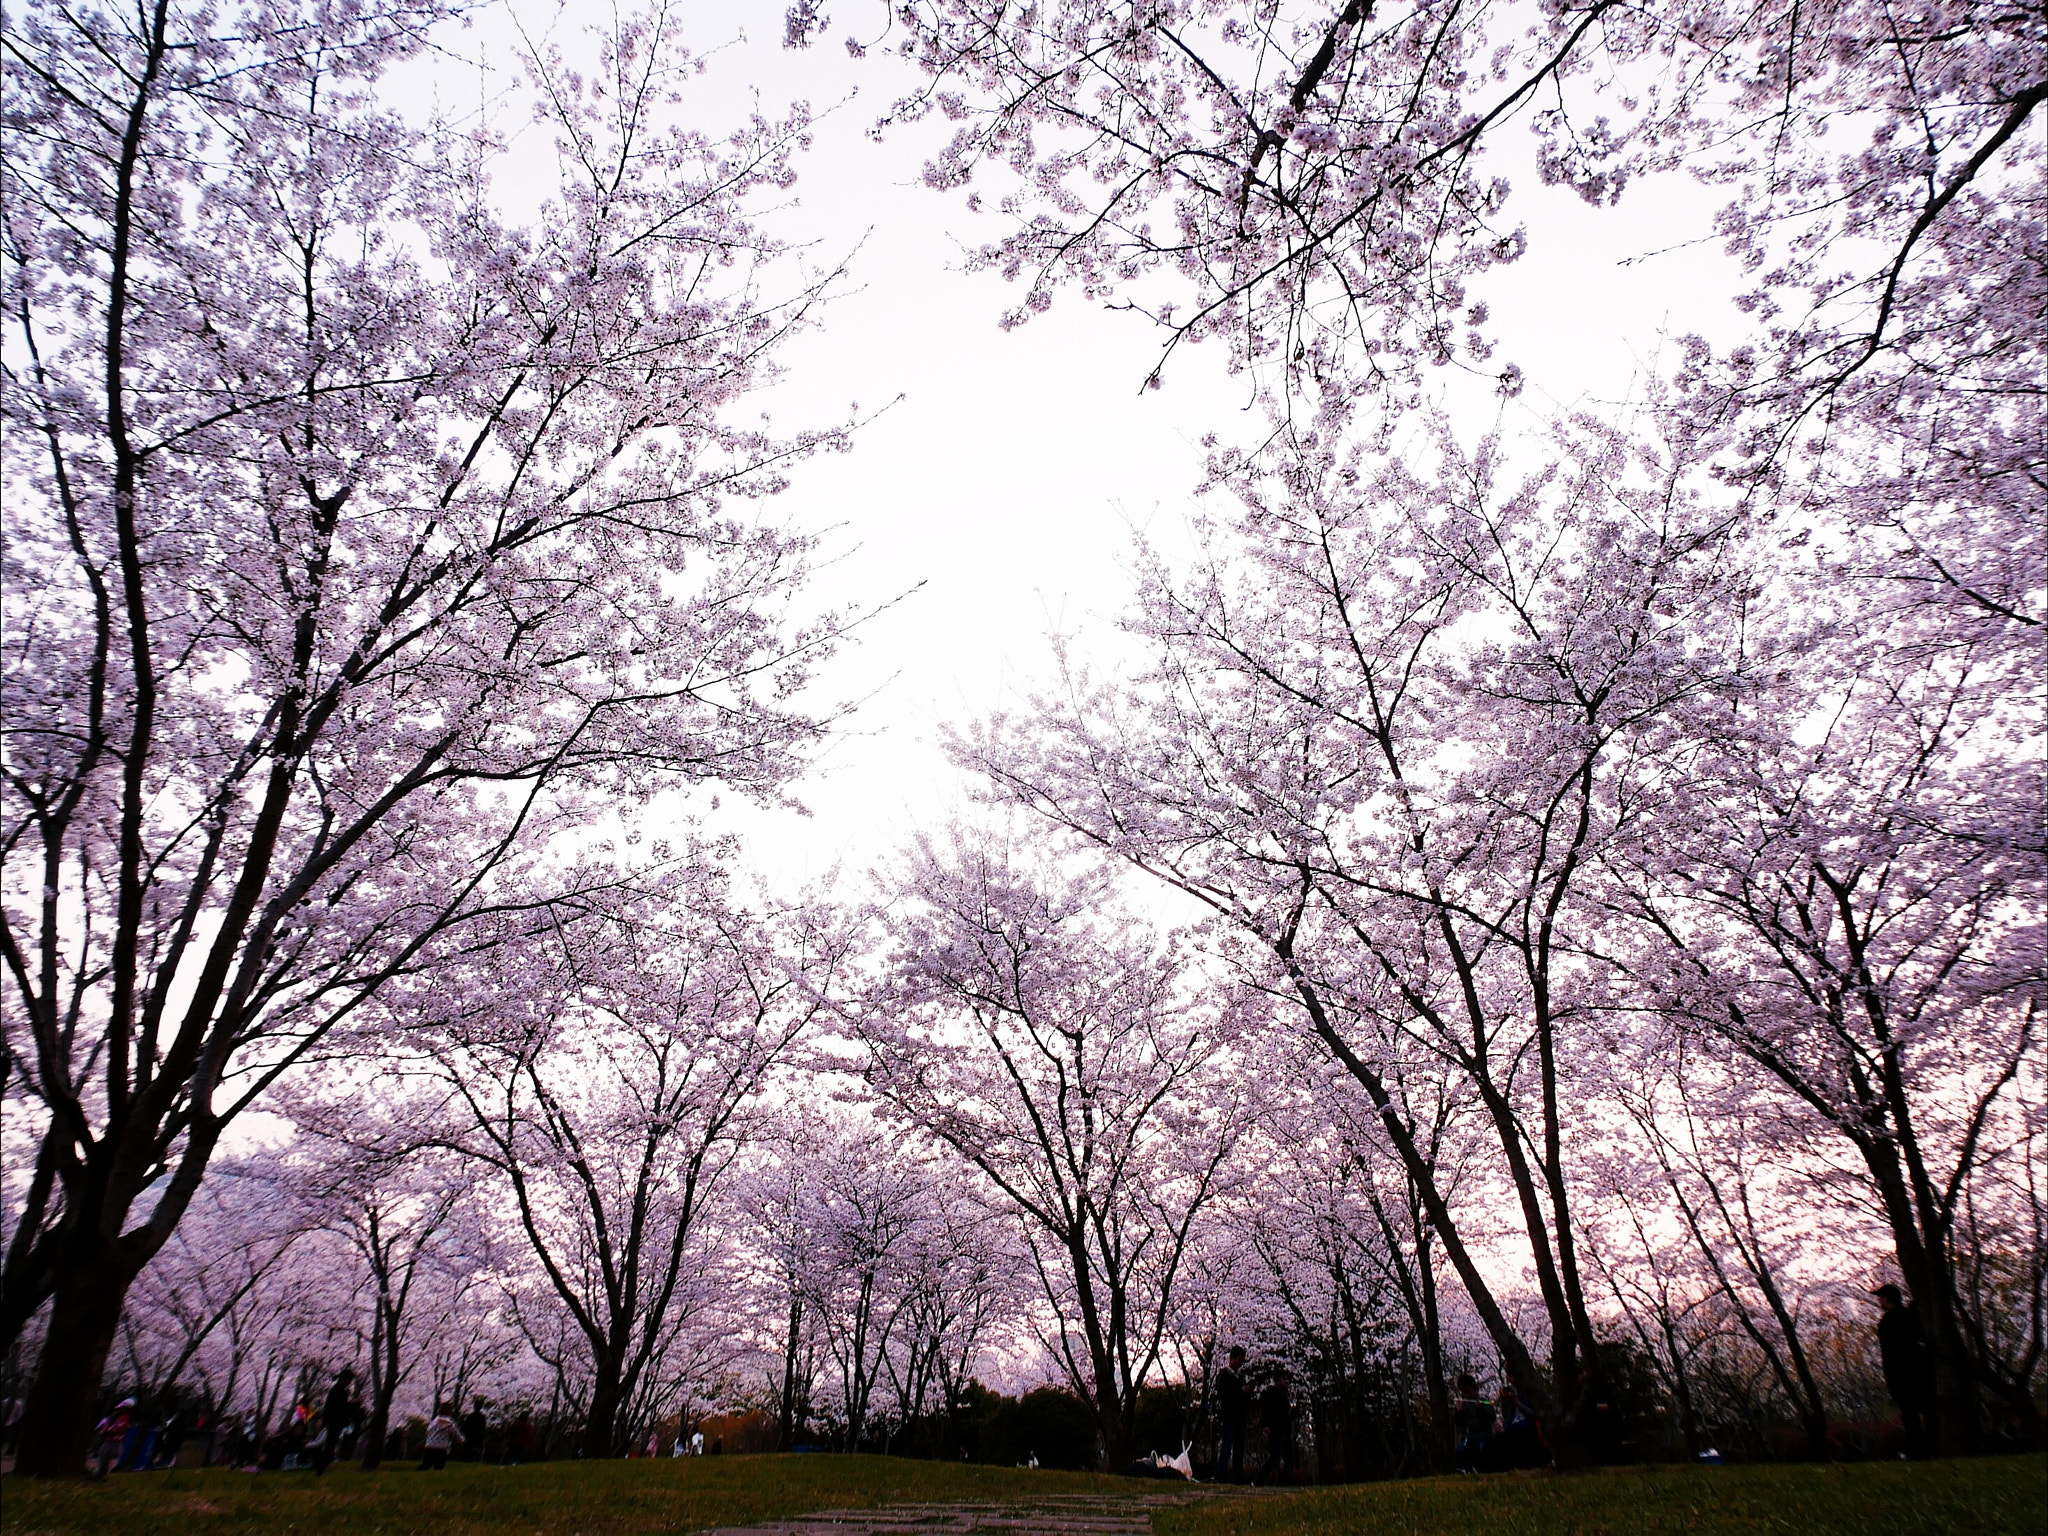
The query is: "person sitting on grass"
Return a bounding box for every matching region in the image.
[420,1402,464,1471]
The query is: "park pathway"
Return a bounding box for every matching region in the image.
[705,1484,1263,1536]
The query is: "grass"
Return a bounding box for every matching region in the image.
[0,1453,1140,1535]
[1158,1455,2048,1536]
[3,1452,2041,1536]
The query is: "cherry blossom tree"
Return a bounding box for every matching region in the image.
[1613,598,2045,1452]
[104,1157,309,1425]
[880,1181,1022,1456]
[1598,1048,1845,1461]
[740,1127,833,1449]
[279,1090,480,1470]
[430,866,850,1457]
[858,831,1256,1466]
[0,0,852,1473]
[805,1126,932,1450]
[882,0,2044,574]
[958,418,1762,1457]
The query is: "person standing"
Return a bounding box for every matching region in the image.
[420,1402,464,1471]
[461,1398,489,1463]
[1214,1346,1248,1482]
[1257,1368,1295,1484]
[1489,1383,1541,1470]
[507,1410,537,1466]
[313,1369,358,1475]
[1451,1374,1493,1473]
[1873,1283,1937,1458]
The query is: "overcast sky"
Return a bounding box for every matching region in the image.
[464,2,1749,898]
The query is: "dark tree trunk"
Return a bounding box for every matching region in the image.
[1413,1224,1452,1470]
[14,1251,137,1477]
[1866,1141,1981,1455]
[778,1295,804,1449]
[582,1357,623,1459]
[360,1310,402,1471]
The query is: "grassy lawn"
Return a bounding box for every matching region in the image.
[3,1452,2041,1535]
[0,1453,1140,1535]
[1161,1456,2048,1536]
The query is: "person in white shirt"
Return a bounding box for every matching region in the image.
[420,1402,464,1471]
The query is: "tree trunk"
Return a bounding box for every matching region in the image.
[1094,1390,1131,1471]
[1865,1142,1981,1455]
[361,1315,402,1472]
[1413,1228,1452,1470]
[583,1357,622,1459]
[13,1250,137,1477]
[778,1295,803,1449]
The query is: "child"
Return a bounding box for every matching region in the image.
[420,1403,464,1471]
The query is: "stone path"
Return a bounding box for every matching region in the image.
[706,1485,1255,1536]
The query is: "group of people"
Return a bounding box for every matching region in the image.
[73,1281,1948,1480]
[86,1400,209,1475]
[1450,1375,1545,1473]
[384,1391,541,1469]
[89,1372,542,1475]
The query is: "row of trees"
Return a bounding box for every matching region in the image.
[5,0,2041,1476]
[14,828,2043,1474]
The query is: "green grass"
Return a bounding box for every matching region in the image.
[4,1453,2041,1536]
[0,1453,1140,1535]
[1161,1456,2048,1536]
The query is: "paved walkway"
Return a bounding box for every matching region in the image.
[706,1484,1255,1536]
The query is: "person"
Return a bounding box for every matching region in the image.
[1257,1368,1295,1484]
[93,1399,135,1477]
[223,1415,256,1469]
[671,1429,689,1458]
[1874,1283,1936,1458]
[461,1398,489,1462]
[1488,1383,1542,1470]
[507,1410,537,1466]
[1214,1345,1248,1482]
[118,1402,160,1472]
[313,1369,358,1474]
[1451,1374,1493,1473]
[420,1402,464,1471]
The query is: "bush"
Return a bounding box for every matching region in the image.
[973,1386,1099,1470]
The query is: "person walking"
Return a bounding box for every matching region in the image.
[420,1402,464,1471]
[92,1400,134,1477]
[1451,1374,1493,1473]
[1873,1283,1937,1458]
[1214,1346,1248,1482]
[1257,1368,1295,1484]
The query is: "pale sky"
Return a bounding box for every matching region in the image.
[469,3,1748,897]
